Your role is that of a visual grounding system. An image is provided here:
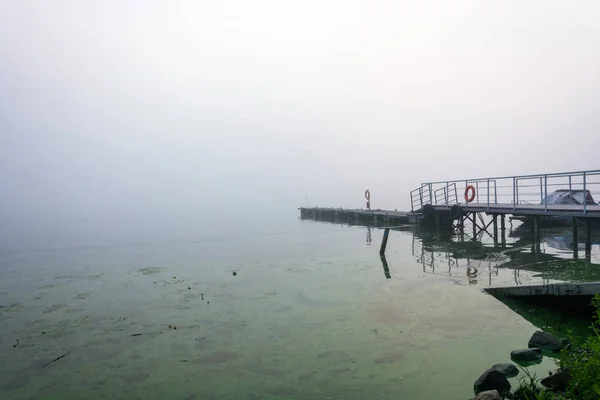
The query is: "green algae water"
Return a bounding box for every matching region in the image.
[1,218,598,399]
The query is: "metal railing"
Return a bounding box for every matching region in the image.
[410,169,600,215]
[410,184,432,211]
[434,183,458,206]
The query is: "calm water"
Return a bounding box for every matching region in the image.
[1,216,599,400]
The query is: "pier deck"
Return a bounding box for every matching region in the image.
[427,203,600,217]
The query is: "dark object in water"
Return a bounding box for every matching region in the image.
[131,333,142,337]
[233,271,237,276]
[42,352,70,368]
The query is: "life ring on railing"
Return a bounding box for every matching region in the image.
[464,185,476,203]
[365,190,371,200]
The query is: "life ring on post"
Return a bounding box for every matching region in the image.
[464,185,476,203]
[365,190,371,200]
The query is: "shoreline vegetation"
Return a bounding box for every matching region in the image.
[473,294,600,400]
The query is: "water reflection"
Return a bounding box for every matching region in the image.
[380,252,391,279]
[409,223,600,287]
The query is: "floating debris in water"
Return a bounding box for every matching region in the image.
[173,326,177,330]
[13,339,19,348]
[188,287,191,290]
[169,325,172,329]
[42,352,70,368]
[131,333,142,337]
[173,277,176,279]
[233,271,237,276]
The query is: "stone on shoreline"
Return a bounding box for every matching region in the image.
[474,390,501,400]
[491,363,519,378]
[510,348,542,364]
[540,368,572,390]
[474,369,511,396]
[528,330,567,352]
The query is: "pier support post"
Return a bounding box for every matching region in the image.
[492,215,498,245]
[586,219,592,260]
[459,217,465,242]
[533,216,539,243]
[500,214,506,247]
[472,213,477,238]
[573,218,579,259]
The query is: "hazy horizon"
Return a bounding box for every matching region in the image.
[2,0,600,246]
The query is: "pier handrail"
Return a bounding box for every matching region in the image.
[411,169,600,216]
[421,169,600,186]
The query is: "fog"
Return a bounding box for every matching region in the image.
[1,0,600,247]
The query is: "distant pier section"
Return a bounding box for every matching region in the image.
[299,207,420,227]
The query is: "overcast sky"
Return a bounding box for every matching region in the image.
[1,0,600,243]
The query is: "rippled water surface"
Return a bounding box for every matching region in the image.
[1,218,598,399]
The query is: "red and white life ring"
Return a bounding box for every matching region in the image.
[464,185,476,203]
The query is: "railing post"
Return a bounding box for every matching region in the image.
[544,175,548,214]
[539,177,543,204]
[419,186,423,208]
[464,180,468,207]
[476,181,479,203]
[429,183,433,205]
[454,183,458,204]
[487,178,490,209]
[494,180,497,203]
[516,178,519,206]
[583,172,587,215]
[512,177,516,210]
